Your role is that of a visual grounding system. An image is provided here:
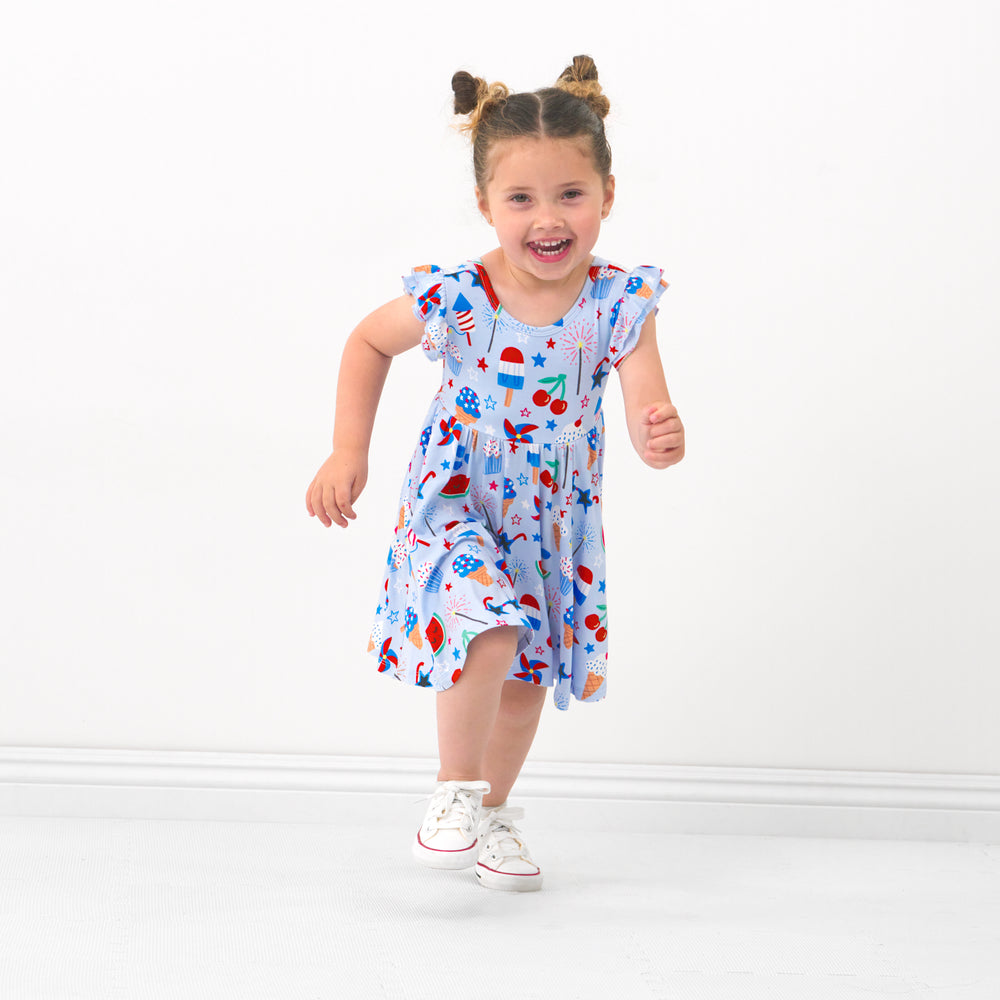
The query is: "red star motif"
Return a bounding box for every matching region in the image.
[511,514,522,525]
[609,346,617,355]
[445,582,453,591]
[581,395,590,407]
[488,480,499,491]
[546,338,555,349]
[448,377,455,387]
[520,407,531,418]
[596,308,602,319]
[443,539,453,551]
[477,357,488,371]
[462,504,470,513]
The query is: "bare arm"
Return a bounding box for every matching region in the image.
[616,309,685,469]
[306,295,425,527]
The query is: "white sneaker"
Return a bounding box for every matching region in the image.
[412,780,491,870]
[475,804,543,892]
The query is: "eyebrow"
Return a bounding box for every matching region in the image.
[499,180,591,193]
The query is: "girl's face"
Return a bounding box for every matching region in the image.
[476,136,615,289]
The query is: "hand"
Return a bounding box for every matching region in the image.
[639,403,685,469]
[305,449,368,528]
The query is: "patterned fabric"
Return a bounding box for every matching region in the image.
[366,257,666,709]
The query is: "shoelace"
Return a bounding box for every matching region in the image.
[480,806,531,859]
[420,781,489,839]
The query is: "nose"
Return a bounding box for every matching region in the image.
[533,199,563,231]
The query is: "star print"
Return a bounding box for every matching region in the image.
[489,480,499,491]
[546,338,555,349]
[596,308,602,319]
[511,514,522,525]
[520,407,531,418]
[453,648,461,660]
[387,610,400,624]
[462,504,470,513]
[517,473,529,486]
[516,331,530,344]
[599,579,606,593]
[441,459,451,469]
[374,605,382,616]
[482,424,497,436]
[445,582,452,591]
[585,642,595,653]
[581,395,590,407]
[484,395,498,411]
[609,346,618,355]
[531,353,546,367]
[546,419,557,431]
[468,370,480,383]
[448,378,454,387]
[443,539,453,551]
[592,472,600,485]
[545,501,552,511]
[532,533,541,542]
[575,487,593,511]
[477,357,488,371]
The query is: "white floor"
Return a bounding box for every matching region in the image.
[2,797,999,1000]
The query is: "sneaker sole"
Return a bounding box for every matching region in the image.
[412,832,480,870]
[475,863,543,892]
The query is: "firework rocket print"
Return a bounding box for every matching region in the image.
[365,256,666,710]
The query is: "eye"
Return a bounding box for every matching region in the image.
[510,193,530,203]
[563,190,583,200]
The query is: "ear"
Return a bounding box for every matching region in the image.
[475,187,493,225]
[601,175,616,219]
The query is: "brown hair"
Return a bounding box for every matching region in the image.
[451,55,612,190]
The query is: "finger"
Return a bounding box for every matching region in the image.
[337,479,358,521]
[308,482,331,526]
[321,485,344,528]
[646,417,683,439]
[305,480,316,516]
[647,430,684,452]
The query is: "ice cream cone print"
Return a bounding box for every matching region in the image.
[504,498,513,518]
[403,608,423,649]
[397,506,407,530]
[581,658,607,699]
[453,553,494,587]
[367,622,384,653]
[588,446,597,469]
[552,520,562,549]
[563,622,574,649]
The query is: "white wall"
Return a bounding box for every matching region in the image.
[2,1,997,772]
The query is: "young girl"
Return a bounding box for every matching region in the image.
[306,56,684,892]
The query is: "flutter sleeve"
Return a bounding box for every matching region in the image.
[608,265,668,369]
[401,265,448,362]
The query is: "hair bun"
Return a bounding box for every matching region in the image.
[555,54,610,120]
[451,70,511,138]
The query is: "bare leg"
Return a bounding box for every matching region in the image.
[481,679,547,807]
[436,626,519,783]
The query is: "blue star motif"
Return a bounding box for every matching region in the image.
[575,487,593,511]
[599,579,606,593]
[545,501,553,511]
[532,532,541,542]
[387,610,400,624]
[453,647,461,660]
[484,394,498,411]
[531,352,546,367]
[546,419,557,431]
[585,642,595,654]
[517,473,529,486]
[375,605,383,616]
[441,459,451,470]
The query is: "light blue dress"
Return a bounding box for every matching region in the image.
[366,257,666,709]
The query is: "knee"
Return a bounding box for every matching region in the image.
[497,681,546,728]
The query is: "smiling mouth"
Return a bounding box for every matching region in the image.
[528,239,572,258]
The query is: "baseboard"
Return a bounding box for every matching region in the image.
[1,747,998,842]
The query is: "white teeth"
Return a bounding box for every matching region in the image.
[530,239,570,256]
